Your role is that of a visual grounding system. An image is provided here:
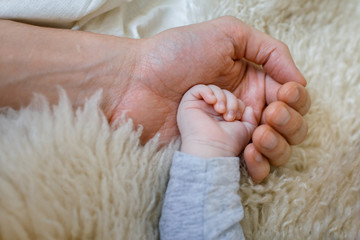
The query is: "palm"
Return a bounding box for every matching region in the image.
[108,16,308,181]
[119,21,266,143]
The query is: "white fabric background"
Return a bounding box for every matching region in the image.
[0,0,129,28]
[77,0,189,38]
[0,0,359,239]
[0,0,190,37]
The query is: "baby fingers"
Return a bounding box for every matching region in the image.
[208,85,227,114]
[223,89,245,121]
[188,84,246,122]
[188,84,217,104]
[208,85,245,121]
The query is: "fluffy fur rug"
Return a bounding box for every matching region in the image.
[1,0,360,239]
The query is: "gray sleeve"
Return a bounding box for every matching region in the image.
[159,151,245,240]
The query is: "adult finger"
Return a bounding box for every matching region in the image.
[252,124,292,167]
[213,16,306,86]
[244,143,270,183]
[262,101,308,145]
[264,76,311,116]
[277,82,311,116]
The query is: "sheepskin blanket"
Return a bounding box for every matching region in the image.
[1,0,360,239]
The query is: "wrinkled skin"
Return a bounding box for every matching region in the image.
[0,17,310,183]
[111,16,311,182]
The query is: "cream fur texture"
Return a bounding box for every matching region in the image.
[1,0,360,239]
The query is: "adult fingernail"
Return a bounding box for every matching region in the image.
[287,87,300,104]
[261,131,277,149]
[272,106,290,126]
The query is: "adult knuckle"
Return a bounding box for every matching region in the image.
[278,40,290,52]
[271,143,291,166]
[253,124,272,142]
[219,15,238,23]
[265,101,287,120]
[285,81,300,89]
[289,118,308,145]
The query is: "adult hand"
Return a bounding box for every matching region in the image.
[0,17,310,183]
[113,16,310,182]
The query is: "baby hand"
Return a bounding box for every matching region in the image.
[178,84,257,158]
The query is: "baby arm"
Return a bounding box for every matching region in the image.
[159,85,257,240]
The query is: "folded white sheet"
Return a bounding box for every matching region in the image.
[0,0,190,38]
[77,0,189,38]
[0,0,129,28]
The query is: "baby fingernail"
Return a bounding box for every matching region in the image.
[261,131,277,149]
[227,110,235,120]
[272,106,290,126]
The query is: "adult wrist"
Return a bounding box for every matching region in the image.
[0,20,139,119]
